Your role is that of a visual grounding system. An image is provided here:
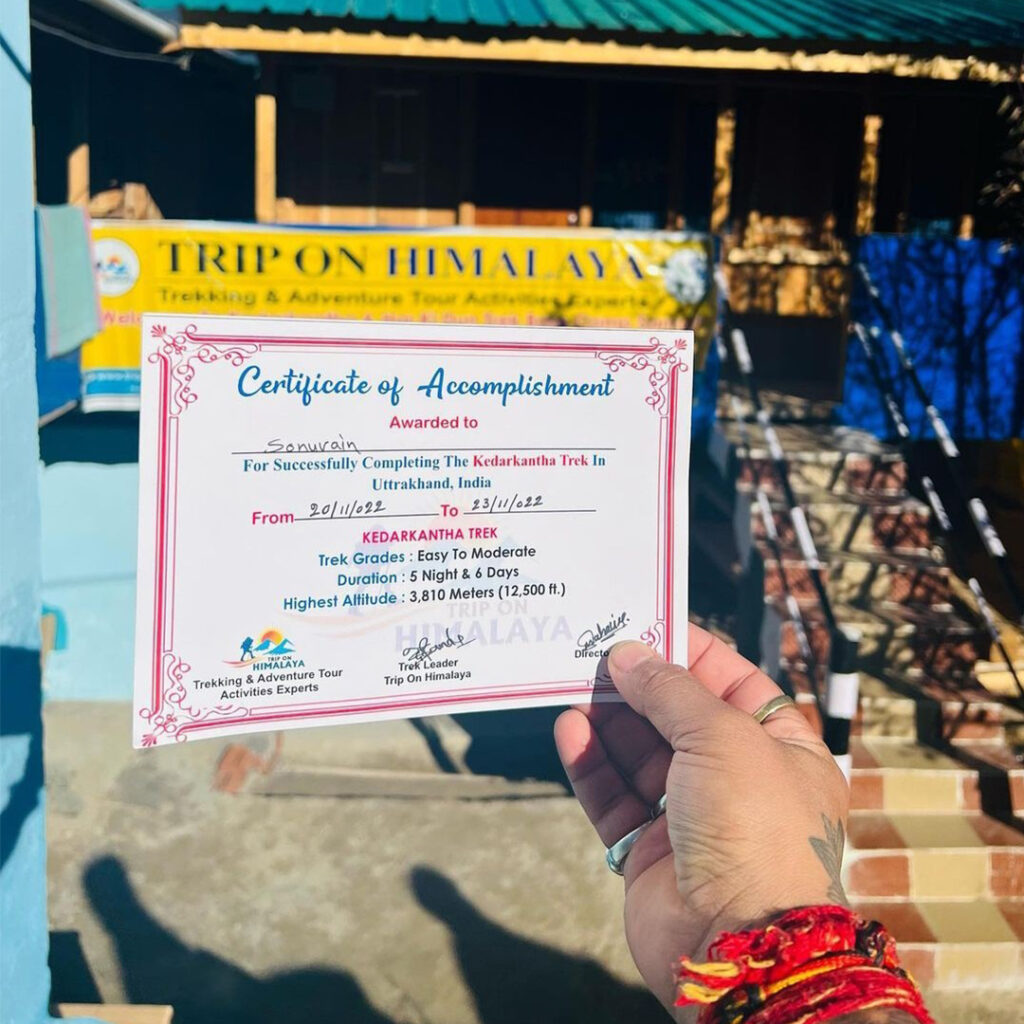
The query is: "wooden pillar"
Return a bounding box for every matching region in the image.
[318,67,332,226]
[578,80,598,228]
[368,69,380,220]
[458,74,476,226]
[710,88,736,236]
[666,85,685,228]
[855,113,882,235]
[255,61,277,224]
[67,47,89,206]
[958,99,979,239]
[896,103,917,234]
[67,145,89,208]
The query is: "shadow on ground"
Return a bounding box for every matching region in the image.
[409,706,573,789]
[80,857,390,1024]
[455,707,571,786]
[412,865,661,1024]
[0,645,45,871]
[73,856,660,1024]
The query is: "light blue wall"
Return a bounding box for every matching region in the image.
[0,1,52,1020]
[41,464,139,701]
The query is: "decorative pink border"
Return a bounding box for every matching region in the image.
[138,324,689,745]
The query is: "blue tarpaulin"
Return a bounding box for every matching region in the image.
[692,334,720,439]
[840,236,1024,441]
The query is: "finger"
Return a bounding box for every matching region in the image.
[607,643,747,750]
[578,701,673,805]
[758,704,825,748]
[684,625,824,747]
[606,640,820,752]
[622,814,672,887]
[554,708,651,847]
[686,623,786,714]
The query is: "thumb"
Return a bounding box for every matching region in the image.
[606,641,754,751]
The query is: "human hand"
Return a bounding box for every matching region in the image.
[554,624,850,1020]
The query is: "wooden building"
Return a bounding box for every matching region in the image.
[31,0,1024,237]
[28,0,1024,392]
[164,0,1022,238]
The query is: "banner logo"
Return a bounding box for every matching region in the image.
[226,628,300,668]
[94,237,140,297]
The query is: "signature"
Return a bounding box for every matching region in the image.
[577,611,629,652]
[266,433,359,454]
[402,629,475,666]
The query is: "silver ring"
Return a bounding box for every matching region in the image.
[752,694,797,725]
[605,794,667,875]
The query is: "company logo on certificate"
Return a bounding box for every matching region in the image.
[132,316,693,747]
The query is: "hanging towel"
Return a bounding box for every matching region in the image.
[35,204,101,357]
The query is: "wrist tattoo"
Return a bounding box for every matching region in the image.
[808,814,847,905]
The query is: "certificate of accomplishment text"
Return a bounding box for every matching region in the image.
[132,316,693,747]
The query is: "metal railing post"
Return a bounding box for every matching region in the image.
[824,625,861,778]
[727,327,855,745]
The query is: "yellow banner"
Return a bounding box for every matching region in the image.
[84,221,714,410]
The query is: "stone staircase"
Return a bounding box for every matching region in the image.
[693,390,1024,990]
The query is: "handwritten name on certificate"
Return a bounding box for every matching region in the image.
[132,316,693,747]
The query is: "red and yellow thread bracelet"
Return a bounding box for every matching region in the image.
[740,964,933,1024]
[674,905,934,1024]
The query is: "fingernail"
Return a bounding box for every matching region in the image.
[608,640,661,675]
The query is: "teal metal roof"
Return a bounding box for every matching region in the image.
[140,0,1024,47]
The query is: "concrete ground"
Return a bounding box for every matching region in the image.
[44,703,1024,1024]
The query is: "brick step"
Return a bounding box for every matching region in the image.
[746,492,934,557]
[850,738,1024,816]
[760,550,951,612]
[869,697,1024,749]
[849,900,1024,989]
[788,670,1024,746]
[737,457,909,500]
[697,498,944,609]
[974,659,1024,700]
[786,626,989,685]
[765,598,988,679]
[715,388,839,426]
[709,418,907,497]
[947,575,1024,686]
[689,521,953,638]
[844,811,1024,901]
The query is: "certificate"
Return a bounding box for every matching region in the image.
[132,316,693,747]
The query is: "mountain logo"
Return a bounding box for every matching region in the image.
[93,237,140,297]
[226,628,298,668]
